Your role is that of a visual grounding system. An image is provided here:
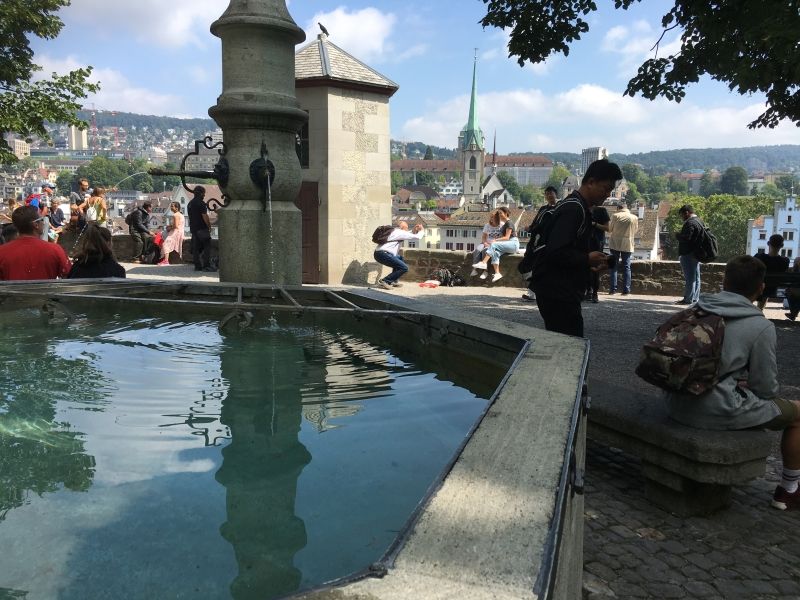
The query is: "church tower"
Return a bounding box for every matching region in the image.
[458,55,485,203]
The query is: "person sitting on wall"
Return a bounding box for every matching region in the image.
[68,223,126,279]
[470,209,502,277]
[472,206,519,283]
[0,206,71,280]
[664,256,800,510]
[754,234,789,311]
[374,221,425,290]
[129,202,154,264]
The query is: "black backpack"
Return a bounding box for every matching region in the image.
[372,225,394,245]
[694,224,719,263]
[517,196,586,277]
[124,211,134,226]
[429,267,465,287]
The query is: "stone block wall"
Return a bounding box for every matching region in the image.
[58,230,218,265]
[397,249,726,296]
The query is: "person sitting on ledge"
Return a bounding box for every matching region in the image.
[664,255,800,510]
[472,206,518,283]
[68,223,126,279]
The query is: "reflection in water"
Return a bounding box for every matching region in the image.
[215,327,312,599]
[0,310,490,599]
[0,311,99,522]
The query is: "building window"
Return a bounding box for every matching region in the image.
[469,156,477,170]
[408,241,416,248]
[296,115,309,168]
[456,243,464,250]
[789,215,793,223]
[462,229,469,237]
[759,232,766,240]
[426,242,431,249]
[788,249,793,258]
[436,243,441,249]
[446,229,454,237]
[471,230,477,238]
[757,247,765,254]
[445,242,453,250]
[467,243,475,251]
[786,231,794,241]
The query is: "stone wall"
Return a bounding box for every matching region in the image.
[58,230,218,264]
[396,249,726,296]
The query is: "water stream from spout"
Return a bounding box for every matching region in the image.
[266,174,275,282]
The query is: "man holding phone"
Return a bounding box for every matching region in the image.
[531,159,623,337]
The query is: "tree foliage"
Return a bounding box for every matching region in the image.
[662,194,774,260]
[719,166,749,196]
[423,145,434,160]
[69,156,156,193]
[0,0,100,164]
[480,0,800,129]
[496,170,522,200]
[545,164,572,190]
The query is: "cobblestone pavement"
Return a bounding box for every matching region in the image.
[119,268,800,599]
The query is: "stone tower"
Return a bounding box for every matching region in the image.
[458,56,485,204]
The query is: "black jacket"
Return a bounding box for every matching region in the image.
[531,191,593,301]
[129,207,150,235]
[676,215,704,256]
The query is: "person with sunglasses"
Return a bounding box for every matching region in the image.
[0,206,71,280]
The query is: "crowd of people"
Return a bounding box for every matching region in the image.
[0,179,216,280]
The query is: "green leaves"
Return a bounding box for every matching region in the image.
[0,1,100,164]
[481,0,800,129]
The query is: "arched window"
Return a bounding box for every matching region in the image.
[469,156,476,170]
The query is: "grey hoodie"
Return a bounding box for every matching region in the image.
[665,291,779,430]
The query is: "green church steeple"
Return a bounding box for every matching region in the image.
[460,55,484,152]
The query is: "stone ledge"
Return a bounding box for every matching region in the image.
[587,384,776,515]
[399,249,725,296]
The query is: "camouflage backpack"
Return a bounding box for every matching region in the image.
[635,306,726,395]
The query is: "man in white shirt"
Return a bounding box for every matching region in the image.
[374,221,425,289]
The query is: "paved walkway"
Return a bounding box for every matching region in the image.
[119,263,800,599]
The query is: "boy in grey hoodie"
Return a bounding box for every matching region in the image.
[666,256,800,510]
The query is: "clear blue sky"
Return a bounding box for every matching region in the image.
[31,0,798,154]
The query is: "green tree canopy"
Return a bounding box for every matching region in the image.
[423,145,434,160]
[699,170,719,197]
[775,174,799,194]
[545,164,571,191]
[662,194,773,260]
[496,170,522,200]
[719,166,749,196]
[480,0,800,129]
[0,0,100,164]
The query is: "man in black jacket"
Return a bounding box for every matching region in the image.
[129,202,153,263]
[675,204,705,305]
[531,159,622,337]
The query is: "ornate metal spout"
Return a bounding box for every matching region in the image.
[148,136,231,211]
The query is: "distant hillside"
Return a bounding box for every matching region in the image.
[76,110,216,132]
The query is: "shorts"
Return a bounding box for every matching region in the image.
[758,398,800,430]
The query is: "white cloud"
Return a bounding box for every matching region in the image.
[64,0,221,48]
[601,21,683,76]
[304,7,396,62]
[38,54,189,116]
[399,84,798,153]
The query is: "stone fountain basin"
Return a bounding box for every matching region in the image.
[0,280,588,600]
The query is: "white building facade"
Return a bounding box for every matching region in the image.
[580,147,608,175]
[746,193,798,259]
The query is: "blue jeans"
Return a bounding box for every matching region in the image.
[486,239,519,265]
[679,254,701,302]
[609,250,632,293]
[374,250,407,284]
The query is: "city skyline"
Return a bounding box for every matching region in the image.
[29,0,799,154]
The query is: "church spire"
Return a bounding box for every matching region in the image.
[460,51,484,152]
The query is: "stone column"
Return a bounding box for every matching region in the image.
[209,0,307,284]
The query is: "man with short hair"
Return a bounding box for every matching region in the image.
[676,204,705,305]
[531,159,622,336]
[129,201,153,263]
[69,178,91,207]
[0,206,71,280]
[754,234,789,311]
[187,186,214,272]
[374,221,425,289]
[607,202,638,296]
[665,256,800,510]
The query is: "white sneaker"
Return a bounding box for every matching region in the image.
[479,272,487,280]
[491,273,503,283]
[471,262,487,270]
[377,279,392,290]
[470,269,478,277]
